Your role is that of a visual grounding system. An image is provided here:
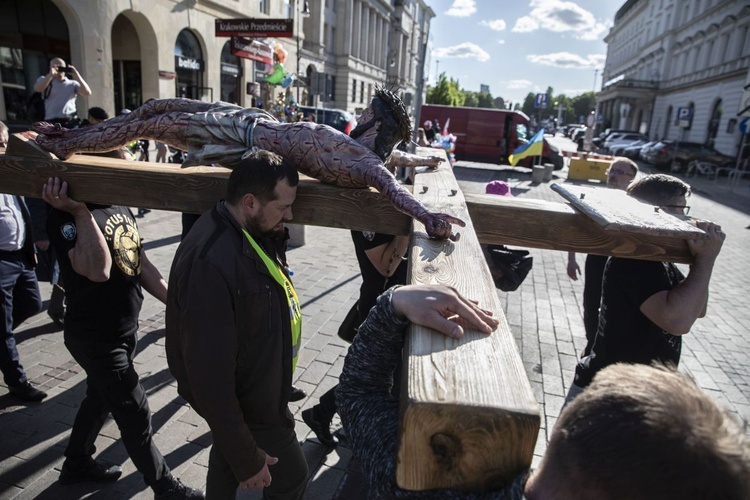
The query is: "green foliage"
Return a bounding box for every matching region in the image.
[426,73,465,106]
[463,92,479,107]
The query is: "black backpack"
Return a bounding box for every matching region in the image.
[483,245,534,292]
[25,84,51,121]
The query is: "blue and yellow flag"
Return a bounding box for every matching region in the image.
[509,128,544,166]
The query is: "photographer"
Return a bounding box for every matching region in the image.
[33,58,92,128]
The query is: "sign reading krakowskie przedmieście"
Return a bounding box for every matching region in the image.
[215,18,294,38]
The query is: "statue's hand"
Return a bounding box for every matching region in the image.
[422,212,465,241]
[421,155,442,169]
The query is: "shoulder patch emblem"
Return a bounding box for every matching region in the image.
[363,231,375,241]
[60,223,76,241]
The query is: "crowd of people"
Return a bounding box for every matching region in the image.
[0,57,748,499]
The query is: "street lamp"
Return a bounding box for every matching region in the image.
[296,0,311,105]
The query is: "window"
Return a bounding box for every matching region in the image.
[259,0,269,15]
[706,99,721,148]
[664,105,672,139]
[352,78,357,102]
[360,81,364,104]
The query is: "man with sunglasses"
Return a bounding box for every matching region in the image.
[567,174,725,403]
[566,157,638,356]
[33,58,92,128]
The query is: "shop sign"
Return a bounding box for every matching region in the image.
[175,55,204,72]
[221,62,240,76]
[216,18,293,38]
[231,37,273,65]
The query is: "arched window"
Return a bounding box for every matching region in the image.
[174,30,206,100]
[706,99,722,148]
[220,41,242,104]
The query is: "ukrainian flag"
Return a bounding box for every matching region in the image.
[509,128,544,166]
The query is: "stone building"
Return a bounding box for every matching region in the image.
[598,0,750,157]
[0,0,433,129]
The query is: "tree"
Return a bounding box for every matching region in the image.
[463,92,479,107]
[571,92,597,123]
[426,73,464,106]
[494,97,506,109]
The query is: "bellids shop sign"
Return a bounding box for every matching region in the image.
[175,56,204,72]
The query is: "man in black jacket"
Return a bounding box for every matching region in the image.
[166,150,307,499]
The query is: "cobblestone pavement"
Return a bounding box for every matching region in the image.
[1,152,748,499]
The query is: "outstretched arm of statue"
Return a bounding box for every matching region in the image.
[359,162,465,241]
[386,149,442,170]
[253,122,464,240]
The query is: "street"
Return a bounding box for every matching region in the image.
[0,143,748,498]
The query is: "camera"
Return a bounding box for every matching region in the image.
[57,66,72,73]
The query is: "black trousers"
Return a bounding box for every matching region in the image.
[64,334,168,486]
[206,425,307,500]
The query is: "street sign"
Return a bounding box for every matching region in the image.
[534,93,548,109]
[677,106,692,128]
[740,117,750,135]
[215,18,294,38]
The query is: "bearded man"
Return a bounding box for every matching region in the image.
[165,150,308,499]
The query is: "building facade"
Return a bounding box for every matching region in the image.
[0,0,433,129]
[598,0,750,157]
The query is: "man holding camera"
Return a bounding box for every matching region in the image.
[33,58,92,128]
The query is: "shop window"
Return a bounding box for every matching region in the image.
[175,29,206,101]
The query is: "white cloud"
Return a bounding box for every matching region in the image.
[511,0,610,41]
[446,0,477,17]
[480,19,507,31]
[497,39,506,45]
[433,42,490,62]
[506,79,534,89]
[527,52,605,69]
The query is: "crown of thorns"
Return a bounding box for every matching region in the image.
[375,85,411,144]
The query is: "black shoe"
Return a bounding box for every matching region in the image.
[59,458,122,484]
[302,408,338,448]
[8,381,47,402]
[48,310,65,327]
[153,474,204,499]
[138,208,151,217]
[289,385,307,402]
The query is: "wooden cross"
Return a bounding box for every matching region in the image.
[1,132,701,492]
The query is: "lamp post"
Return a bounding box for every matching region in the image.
[295,0,311,105]
[554,101,563,133]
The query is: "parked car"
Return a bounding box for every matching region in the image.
[298,106,357,135]
[611,139,648,157]
[603,132,647,152]
[621,140,658,159]
[641,140,735,171]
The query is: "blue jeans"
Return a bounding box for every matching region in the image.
[0,251,42,387]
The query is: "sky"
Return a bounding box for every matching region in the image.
[426,0,624,107]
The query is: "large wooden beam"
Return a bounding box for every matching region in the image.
[397,159,539,491]
[0,134,693,263]
[465,194,693,264]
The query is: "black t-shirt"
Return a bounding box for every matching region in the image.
[351,230,408,323]
[575,257,685,387]
[48,205,144,340]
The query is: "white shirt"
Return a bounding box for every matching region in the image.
[0,194,26,251]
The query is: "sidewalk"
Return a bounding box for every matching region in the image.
[1,162,748,499]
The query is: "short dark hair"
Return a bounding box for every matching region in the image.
[626,173,690,206]
[226,150,299,205]
[350,85,411,161]
[87,107,109,121]
[544,363,750,500]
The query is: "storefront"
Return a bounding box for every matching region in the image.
[175,29,210,101]
[220,41,241,104]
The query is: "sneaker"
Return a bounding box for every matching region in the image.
[302,407,338,448]
[59,458,122,484]
[289,385,307,402]
[153,474,204,499]
[8,381,47,402]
